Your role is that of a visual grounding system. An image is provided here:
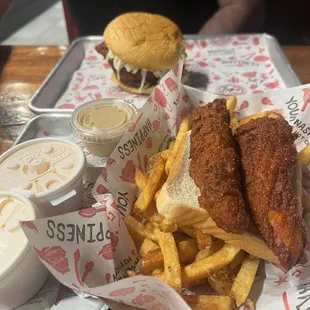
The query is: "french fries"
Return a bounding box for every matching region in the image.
[208,269,234,296]
[126,115,262,309]
[135,167,148,190]
[139,238,159,257]
[183,295,233,310]
[177,240,199,265]
[299,144,310,165]
[134,156,165,214]
[195,229,212,249]
[124,216,156,245]
[228,250,246,270]
[135,249,164,274]
[136,240,199,274]
[182,244,240,283]
[231,255,260,307]
[154,228,182,292]
[158,218,178,233]
[165,118,191,174]
[226,96,237,117]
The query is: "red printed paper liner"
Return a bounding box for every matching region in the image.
[55,34,284,110]
[22,59,310,310]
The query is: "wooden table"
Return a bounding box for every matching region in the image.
[0,45,310,155]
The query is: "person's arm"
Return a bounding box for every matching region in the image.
[199,0,265,34]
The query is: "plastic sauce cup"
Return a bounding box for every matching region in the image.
[70,99,138,157]
[0,191,48,310]
[0,138,86,218]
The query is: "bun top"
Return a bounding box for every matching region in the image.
[104,12,184,71]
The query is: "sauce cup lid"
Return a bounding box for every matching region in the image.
[0,138,86,199]
[0,191,36,281]
[70,99,138,143]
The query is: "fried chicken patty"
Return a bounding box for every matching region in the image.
[189,99,249,234]
[235,117,307,269]
[95,42,159,88]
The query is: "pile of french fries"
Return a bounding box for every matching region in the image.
[124,97,310,310]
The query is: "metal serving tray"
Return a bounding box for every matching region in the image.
[13,114,72,145]
[29,34,301,114]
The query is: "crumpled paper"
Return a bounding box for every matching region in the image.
[22,59,310,310]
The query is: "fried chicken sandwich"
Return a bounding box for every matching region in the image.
[96,12,184,95]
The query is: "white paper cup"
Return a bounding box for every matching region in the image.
[0,138,86,218]
[0,191,48,310]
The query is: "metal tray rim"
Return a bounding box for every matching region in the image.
[13,114,72,146]
[28,33,301,114]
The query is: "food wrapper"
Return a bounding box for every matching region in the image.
[54,34,285,111]
[22,59,310,310]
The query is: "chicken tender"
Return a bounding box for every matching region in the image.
[235,117,307,269]
[189,99,249,234]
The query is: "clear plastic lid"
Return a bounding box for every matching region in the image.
[0,192,36,280]
[0,138,85,197]
[70,99,138,143]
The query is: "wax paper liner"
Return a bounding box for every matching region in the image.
[54,34,284,111]
[22,60,310,309]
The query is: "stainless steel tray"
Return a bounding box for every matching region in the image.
[13,114,72,145]
[29,34,301,114]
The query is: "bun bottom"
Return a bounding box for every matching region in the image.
[112,72,155,95]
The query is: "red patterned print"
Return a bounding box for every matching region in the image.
[85,55,97,61]
[264,81,279,89]
[98,244,114,260]
[96,184,109,195]
[22,221,38,233]
[199,39,207,48]
[58,103,75,109]
[253,37,260,45]
[211,37,232,45]
[302,88,310,112]
[154,88,169,110]
[242,72,257,78]
[120,160,135,183]
[94,92,102,99]
[110,231,119,248]
[165,77,177,92]
[239,101,249,110]
[274,276,288,286]
[34,246,70,275]
[185,42,194,50]
[132,294,155,305]
[282,292,290,310]
[152,120,160,132]
[78,207,106,218]
[254,55,269,62]
[146,137,152,149]
[261,97,274,106]
[101,167,108,182]
[237,35,250,40]
[172,64,179,77]
[107,158,116,165]
[197,60,208,68]
[109,287,135,297]
[105,273,111,283]
[82,85,99,91]
[128,113,143,132]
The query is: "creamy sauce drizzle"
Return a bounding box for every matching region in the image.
[106,49,168,92]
